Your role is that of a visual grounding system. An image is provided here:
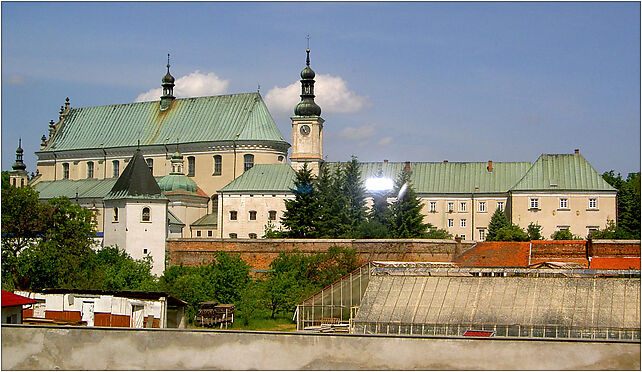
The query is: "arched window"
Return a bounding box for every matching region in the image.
[249,211,257,221]
[142,207,151,222]
[113,207,119,222]
[244,154,254,171]
[146,158,153,173]
[87,161,94,178]
[62,163,70,179]
[112,160,120,178]
[213,155,222,175]
[187,156,195,176]
[268,210,277,221]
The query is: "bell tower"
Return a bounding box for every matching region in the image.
[9,139,28,188]
[290,47,324,175]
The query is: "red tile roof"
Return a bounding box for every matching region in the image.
[463,330,494,337]
[455,242,530,267]
[1,290,36,307]
[590,257,641,270]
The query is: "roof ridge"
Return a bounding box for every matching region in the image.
[71,92,261,111]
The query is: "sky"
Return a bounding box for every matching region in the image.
[2,2,640,175]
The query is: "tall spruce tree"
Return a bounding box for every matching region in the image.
[281,164,319,238]
[316,163,350,238]
[388,168,429,238]
[341,156,368,236]
[486,207,509,241]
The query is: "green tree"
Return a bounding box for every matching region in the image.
[494,225,529,241]
[425,226,453,239]
[388,168,429,238]
[211,252,250,304]
[2,171,10,189]
[159,265,217,323]
[281,164,319,238]
[263,252,313,318]
[602,170,640,239]
[315,163,349,238]
[235,280,267,326]
[341,156,368,236]
[307,246,359,288]
[588,219,631,239]
[93,246,158,291]
[357,169,393,239]
[551,228,581,240]
[486,208,510,241]
[527,223,542,240]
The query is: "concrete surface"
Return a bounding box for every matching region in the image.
[2,325,639,370]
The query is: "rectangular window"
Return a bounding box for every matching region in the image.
[213,155,222,175]
[146,158,153,174]
[268,210,277,221]
[112,160,120,178]
[196,231,201,237]
[229,233,237,239]
[559,198,568,209]
[63,163,70,179]
[230,211,238,221]
[448,219,454,227]
[460,234,466,240]
[460,202,467,212]
[429,201,437,212]
[249,233,257,239]
[478,201,486,212]
[448,202,454,212]
[588,198,597,209]
[244,154,254,172]
[479,229,486,241]
[497,201,504,211]
[113,207,119,222]
[529,198,539,209]
[187,157,195,177]
[207,230,213,237]
[249,211,257,221]
[460,219,467,228]
[87,162,94,178]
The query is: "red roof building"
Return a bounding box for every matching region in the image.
[2,290,36,307]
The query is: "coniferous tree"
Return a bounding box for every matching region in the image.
[281,164,319,238]
[341,156,368,236]
[316,163,350,238]
[388,168,429,238]
[486,207,510,241]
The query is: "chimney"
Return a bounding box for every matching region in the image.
[487,160,493,172]
[574,149,579,155]
[383,159,388,163]
[404,161,411,172]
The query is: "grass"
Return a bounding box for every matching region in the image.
[229,315,296,332]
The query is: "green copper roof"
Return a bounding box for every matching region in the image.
[42,93,288,152]
[510,153,616,192]
[167,210,184,226]
[191,213,218,227]
[34,177,166,200]
[332,161,533,194]
[105,149,167,200]
[158,174,198,194]
[219,164,296,193]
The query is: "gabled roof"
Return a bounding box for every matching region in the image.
[167,210,185,226]
[455,242,531,268]
[104,149,166,200]
[2,290,37,307]
[191,213,218,227]
[219,164,296,193]
[41,93,289,152]
[329,161,532,194]
[510,153,615,192]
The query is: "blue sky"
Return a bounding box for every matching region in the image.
[2,2,640,175]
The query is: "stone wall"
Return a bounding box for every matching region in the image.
[166,239,474,270]
[2,325,639,370]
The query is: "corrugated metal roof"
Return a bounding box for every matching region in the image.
[219,164,296,193]
[510,154,615,191]
[34,177,165,199]
[329,161,532,194]
[167,210,185,226]
[191,213,218,226]
[105,149,166,200]
[43,93,288,152]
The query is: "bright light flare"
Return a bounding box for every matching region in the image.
[366,177,394,191]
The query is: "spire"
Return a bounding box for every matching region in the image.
[294,43,321,117]
[12,138,26,171]
[161,53,175,110]
[105,148,165,200]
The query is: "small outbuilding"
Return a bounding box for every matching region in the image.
[2,290,36,324]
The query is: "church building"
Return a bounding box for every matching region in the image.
[10,48,616,274]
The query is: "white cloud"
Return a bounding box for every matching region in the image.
[337,123,378,140]
[377,136,394,146]
[135,70,229,102]
[265,74,368,115]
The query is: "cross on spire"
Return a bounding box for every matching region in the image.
[167,53,171,71]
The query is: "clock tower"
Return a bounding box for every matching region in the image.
[290,48,324,175]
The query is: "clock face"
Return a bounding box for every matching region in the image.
[300,125,311,135]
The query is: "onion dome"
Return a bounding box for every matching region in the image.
[12,139,26,171]
[158,174,198,194]
[294,48,322,117]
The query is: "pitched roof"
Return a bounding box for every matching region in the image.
[167,210,185,226]
[510,153,616,192]
[42,93,288,152]
[329,161,532,194]
[455,242,531,267]
[2,290,37,307]
[105,149,166,200]
[219,164,296,193]
[191,213,218,227]
[590,257,641,270]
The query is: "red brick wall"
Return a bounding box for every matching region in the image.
[167,239,473,270]
[590,240,641,257]
[530,240,588,260]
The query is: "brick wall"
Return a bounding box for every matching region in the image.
[530,240,588,260]
[166,239,474,270]
[590,240,641,257]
